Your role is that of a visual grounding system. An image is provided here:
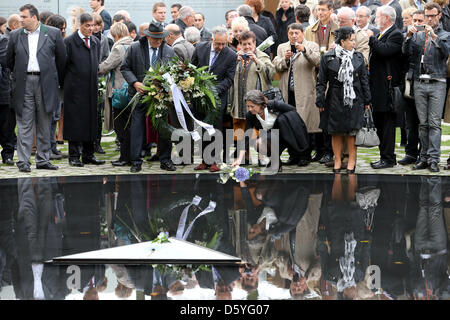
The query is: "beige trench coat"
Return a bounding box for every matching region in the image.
[230,49,275,120]
[98,36,134,132]
[273,41,321,133]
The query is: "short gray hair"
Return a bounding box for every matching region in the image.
[237,4,253,17]
[337,6,356,20]
[178,6,195,20]
[211,25,228,40]
[377,5,396,23]
[184,26,200,43]
[356,6,371,17]
[244,90,268,108]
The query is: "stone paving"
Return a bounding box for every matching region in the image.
[1,125,450,179]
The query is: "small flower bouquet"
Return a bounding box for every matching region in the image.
[152,231,170,244]
[218,165,258,184]
[126,57,220,138]
[98,76,107,104]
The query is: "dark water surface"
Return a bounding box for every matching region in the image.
[0,173,449,300]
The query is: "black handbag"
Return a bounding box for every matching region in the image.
[386,63,405,113]
[355,108,380,148]
[260,67,284,102]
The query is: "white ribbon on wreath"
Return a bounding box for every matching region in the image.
[162,73,216,142]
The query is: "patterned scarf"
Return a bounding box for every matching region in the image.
[335,45,356,108]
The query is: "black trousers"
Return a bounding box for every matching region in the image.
[373,111,397,164]
[130,105,171,166]
[0,104,15,161]
[404,98,420,159]
[68,141,95,161]
[113,106,130,162]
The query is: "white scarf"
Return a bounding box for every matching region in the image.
[335,45,356,108]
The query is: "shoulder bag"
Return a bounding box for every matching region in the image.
[355,107,380,148]
[111,45,130,109]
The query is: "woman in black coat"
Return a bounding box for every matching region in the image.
[316,27,371,174]
[275,1,296,52]
[233,90,310,171]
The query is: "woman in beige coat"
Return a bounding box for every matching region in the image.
[230,30,275,163]
[99,22,134,166]
[273,23,320,165]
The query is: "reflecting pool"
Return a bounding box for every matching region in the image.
[0,173,449,300]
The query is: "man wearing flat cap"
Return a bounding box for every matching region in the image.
[121,22,176,172]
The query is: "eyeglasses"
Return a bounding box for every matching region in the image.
[425,14,438,18]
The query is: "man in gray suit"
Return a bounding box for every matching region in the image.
[164,24,195,61]
[7,4,66,172]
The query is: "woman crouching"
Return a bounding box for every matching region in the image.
[233,90,310,172]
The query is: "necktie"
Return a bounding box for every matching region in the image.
[210,51,219,67]
[378,32,383,40]
[151,48,157,67]
[84,37,90,48]
[322,26,326,40]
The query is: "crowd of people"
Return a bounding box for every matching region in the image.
[0,0,449,173]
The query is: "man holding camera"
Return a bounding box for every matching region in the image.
[403,3,450,172]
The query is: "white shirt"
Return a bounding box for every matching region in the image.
[78,30,91,48]
[256,108,277,131]
[25,23,41,72]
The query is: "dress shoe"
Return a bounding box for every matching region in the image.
[111,160,131,167]
[194,162,209,170]
[319,154,333,164]
[50,152,63,160]
[160,160,176,171]
[52,149,62,155]
[82,157,106,165]
[398,155,417,165]
[412,161,428,170]
[146,154,160,162]
[346,165,356,174]
[3,158,14,166]
[130,164,142,173]
[284,157,300,166]
[57,140,64,145]
[297,159,310,167]
[429,162,439,173]
[69,159,84,167]
[18,164,31,173]
[333,168,341,174]
[209,163,220,172]
[311,152,323,162]
[36,162,59,170]
[371,160,395,169]
[94,143,106,154]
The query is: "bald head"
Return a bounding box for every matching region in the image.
[164,23,182,45]
[7,14,21,30]
[139,22,149,37]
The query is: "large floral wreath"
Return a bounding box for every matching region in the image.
[127,57,220,138]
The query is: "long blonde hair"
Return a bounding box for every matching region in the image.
[71,6,85,33]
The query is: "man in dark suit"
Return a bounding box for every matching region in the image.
[191,26,237,172]
[0,34,14,166]
[368,5,404,169]
[6,4,66,172]
[63,13,105,167]
[121,22,176,173]
[194,13,212,42]
[237,5,269,49]
[175,6,195,35]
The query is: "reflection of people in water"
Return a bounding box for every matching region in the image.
[409,177,448,300]
[317,173,373,300]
